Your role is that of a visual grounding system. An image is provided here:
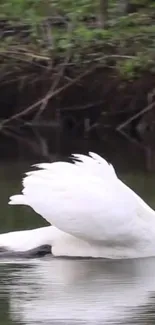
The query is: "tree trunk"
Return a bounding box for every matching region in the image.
[97,0,108,28]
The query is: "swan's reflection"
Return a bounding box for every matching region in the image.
[5,257,155,324]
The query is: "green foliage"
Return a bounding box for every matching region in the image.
[117,55,150,79]
[0,0,154,79]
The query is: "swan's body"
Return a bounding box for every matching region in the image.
[1,152,155,259]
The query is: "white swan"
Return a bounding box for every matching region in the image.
[0,151,155,259]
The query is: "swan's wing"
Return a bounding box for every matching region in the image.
[9,152,155,246]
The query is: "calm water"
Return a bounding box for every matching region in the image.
[1,157,155,325]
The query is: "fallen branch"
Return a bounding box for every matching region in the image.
[60,100,104,111]
[116,101,155,131]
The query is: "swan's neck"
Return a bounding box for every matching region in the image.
[0,225,155,259]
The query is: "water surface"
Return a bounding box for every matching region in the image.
[1,158,155,325]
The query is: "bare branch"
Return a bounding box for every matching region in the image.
[0,65,97,128]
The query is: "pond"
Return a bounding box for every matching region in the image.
[1,136,155,325]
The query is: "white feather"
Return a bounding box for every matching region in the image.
[3,151,155,258]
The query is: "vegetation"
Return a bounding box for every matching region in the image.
[0,0,154,79]
[0,0,155,131]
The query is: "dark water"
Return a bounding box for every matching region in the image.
[1,136,155,325]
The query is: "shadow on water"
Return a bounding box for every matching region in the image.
[0,127,155,324]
